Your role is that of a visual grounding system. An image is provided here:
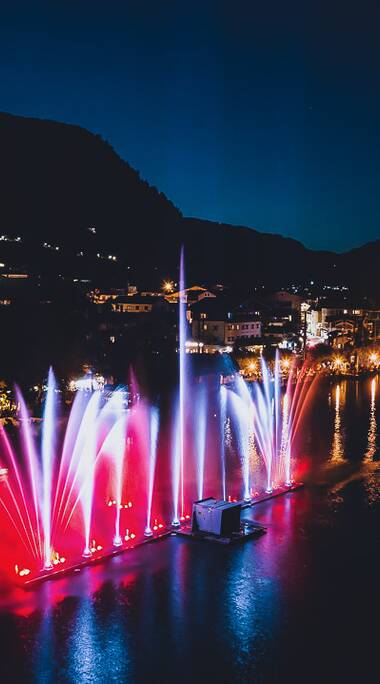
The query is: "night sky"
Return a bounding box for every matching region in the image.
[0,1,379,252]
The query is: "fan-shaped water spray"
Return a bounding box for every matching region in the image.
[0,253,316,585]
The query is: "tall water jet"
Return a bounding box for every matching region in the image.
[274,351,281,470]
[172,246,187,526]
[254,358,275,493]
[108,392,127,546]
[229,389,251,501]
[171,402,181,527]
[0,355,318,583]
[281,392,291,486]
[179,246,187,517]
[41,368,56,570]
[194,384,207,500]
[234,375,254,501]
[220,385,227,500]
[77,392,101,557]
[145,407,160,536]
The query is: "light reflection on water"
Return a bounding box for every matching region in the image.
[2,378,380,682]
[330,382,346,463]
[365,377,378,462]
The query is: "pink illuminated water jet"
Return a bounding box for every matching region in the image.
[0,254,316,586]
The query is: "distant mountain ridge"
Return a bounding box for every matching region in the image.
[0,111,377,294]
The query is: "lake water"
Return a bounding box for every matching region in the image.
[1,377,380,683]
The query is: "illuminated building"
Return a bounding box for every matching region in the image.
[165,285,216,305]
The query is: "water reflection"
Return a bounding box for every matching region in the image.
[2,378,380,682]
[364,377,378,462]
[34,610,55,684]
[330,383,346,463]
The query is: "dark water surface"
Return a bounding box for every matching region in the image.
[1,378,380,683]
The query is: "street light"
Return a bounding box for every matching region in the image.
[333,356,344,372]
[163,280,174,293]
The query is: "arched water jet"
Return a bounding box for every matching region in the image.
[16,388,42,558]
[0,349,317,583]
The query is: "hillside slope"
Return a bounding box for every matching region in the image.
[0,112,375,291]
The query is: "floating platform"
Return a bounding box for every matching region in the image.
[241,481,304,509]
[19,483,302,588]
[21,527,172,588]
[176,519,266,545]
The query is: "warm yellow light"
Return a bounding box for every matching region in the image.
[163,280,174,293]
[333,356,344,368]
[282,358,291,369]
[369,353,378,364]
[248,361,257,372]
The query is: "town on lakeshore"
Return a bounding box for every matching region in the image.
[1,256,380,421]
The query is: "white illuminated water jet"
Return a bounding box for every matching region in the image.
[274,351,281,474]
[179,247,186,517]
[229,390,251,501]
[281,392,291,486]
[220,385,227,500]
[145,407,159,536]
[172,246,187,525]
[254,357,275,493]
[108,392,127,547]
[234,375,254,500]
[171,403,181,527]
[41,369,56,570]
[195,384,207,500]
[77,391,101,557]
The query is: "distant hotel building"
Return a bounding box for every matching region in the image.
[190,299,262,348]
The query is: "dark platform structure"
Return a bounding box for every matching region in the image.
[176,497,266,544]
[19,485,303,587]
[192,497,242,536]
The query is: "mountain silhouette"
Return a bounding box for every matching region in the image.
[0,112,376,294]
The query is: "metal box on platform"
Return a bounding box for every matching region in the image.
[192,497,241,537]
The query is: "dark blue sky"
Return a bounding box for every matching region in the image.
[0,1,379,252]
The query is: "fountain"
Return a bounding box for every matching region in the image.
[0,251,316,586]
